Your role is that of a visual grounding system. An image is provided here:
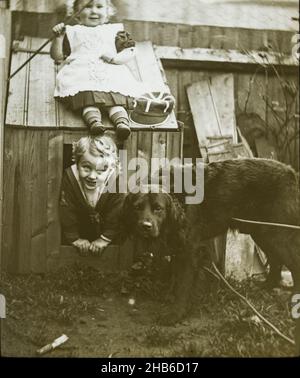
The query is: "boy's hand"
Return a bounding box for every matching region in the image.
[89,238,110,256]
[72,238,91,256]
[52,23,66,37]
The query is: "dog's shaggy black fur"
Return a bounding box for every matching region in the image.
[122,158,300,327]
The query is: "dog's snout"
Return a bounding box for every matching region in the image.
[141,221,153,230]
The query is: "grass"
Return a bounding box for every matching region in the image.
[0,263,297,357]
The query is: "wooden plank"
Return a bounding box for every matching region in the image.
[63,130,88,145]
[4,129,22,272]
[178,70,192,122]
[47,132,63,257]
[11,17,296,52]
[187,76,212,146]
[12,11,60,40]
[123,20,150,43]
[178,25,193,49]
[222,27,239,50]
[187,73,236,146]
[165,69,178,105]
[151,131,167,177]
[137,130,152,180]
[136,42,170,91]
[150,22,179,47]
[0,8,11,81]
[57,101,86,129]
[10,0,59,12]
[27,38,56,127]
[122,131,138,182]
[6,38,31,126]
[0,8,11,271]
[189,71,209,159]
[4,129,34,273]
[164,69,183,163]
[192,25,211,48]
[17,129,35,273]
[155,46,299,73]
[30,131,48,273]
[206,140,233,154]
[210,74,237,142]
[2,128,17,271]
[166,130,183,163]
[209,27,225,49]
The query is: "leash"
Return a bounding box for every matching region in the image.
[8,0,93,81]
[232,217,300,230]
[210,262,295,346]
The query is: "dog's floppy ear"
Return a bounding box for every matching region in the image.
[168,195,185,228]
[164,194,186,248]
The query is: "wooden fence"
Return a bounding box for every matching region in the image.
[10,15,298,164]
[2,15,299,273]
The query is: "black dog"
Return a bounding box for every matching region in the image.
[122,158,300,324]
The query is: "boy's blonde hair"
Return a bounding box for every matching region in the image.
[72,135,118,169]
[73,0,116,19]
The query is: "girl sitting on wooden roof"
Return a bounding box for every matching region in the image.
[50,0,145,142]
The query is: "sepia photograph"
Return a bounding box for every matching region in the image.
[0,0,299,361]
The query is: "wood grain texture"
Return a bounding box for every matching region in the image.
[27,38,56,127]
[13,16,296,51]
[187,73,236,146]
[151,131,167,176]
[10,0,63,12]
[123,131,138,182]
[6,38,31,126]
[135,41,168,92]
[2,128,18,271]
[155,46,298,71]
[47,131,63,257]
[30,130,48,272]
[16,130,35,273]
[137,130,152,175]
[0,9,11,271]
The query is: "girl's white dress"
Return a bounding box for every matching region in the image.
[54,23,145,99]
